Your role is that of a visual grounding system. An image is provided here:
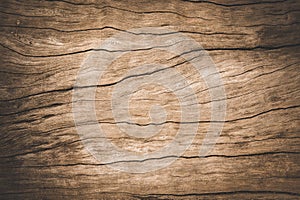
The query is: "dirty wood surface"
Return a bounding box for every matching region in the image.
[0,0,300,199]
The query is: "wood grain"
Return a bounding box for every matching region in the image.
[0,0,299,199]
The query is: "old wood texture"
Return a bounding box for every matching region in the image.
[0,0,300,199]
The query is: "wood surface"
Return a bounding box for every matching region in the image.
[0,0,300,199]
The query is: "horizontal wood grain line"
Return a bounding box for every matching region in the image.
[2,151,300,165]
[0,25,251,36]
[136,190,300,197]
[1,55,297,90]
[3,130,299,151]
[45,0,289,8]
[0,190,298,197]
[0,6,211,21]
[1,42,300,58]
[1,104,299,128]
[244,21,300,27]
[1,56,297,90]
[1,4,297,22]
[0,87,73,102]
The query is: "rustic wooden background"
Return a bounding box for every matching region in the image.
[0,0,300,199]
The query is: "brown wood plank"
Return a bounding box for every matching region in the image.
[0,0,299,199]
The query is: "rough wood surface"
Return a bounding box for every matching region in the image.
[0,0,300,199]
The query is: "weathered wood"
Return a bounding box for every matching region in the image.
[0,0,299,199]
